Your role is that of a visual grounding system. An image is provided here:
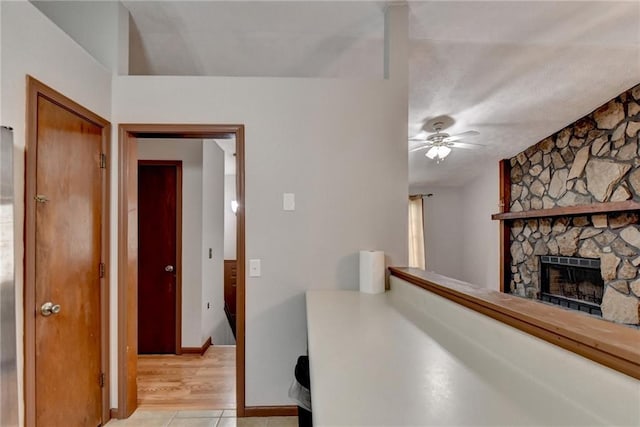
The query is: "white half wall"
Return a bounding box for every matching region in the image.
[112,74,408,406]
[201,141,233,345]
[461,163,501,290]
[391,276,640,426]
[1,1,113,419]
[137,139,205,348]
[224,175,237,260]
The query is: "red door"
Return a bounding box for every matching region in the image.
[138,162,181,354]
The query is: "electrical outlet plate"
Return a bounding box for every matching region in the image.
[249,259,261,277]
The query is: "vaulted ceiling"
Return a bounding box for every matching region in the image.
[47,1,640,188]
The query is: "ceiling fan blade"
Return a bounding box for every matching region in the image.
[409,144,433,153]
[447,130,480,139]
[409,137,428,142]
[450,141,485,149]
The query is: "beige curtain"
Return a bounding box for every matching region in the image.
[408,196,426,269]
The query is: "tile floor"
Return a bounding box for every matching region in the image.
[105,409,297,427]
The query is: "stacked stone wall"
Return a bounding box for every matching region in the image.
[508,83,640,324]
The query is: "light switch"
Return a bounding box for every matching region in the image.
[249,259,261,277]
[283,193,295,211]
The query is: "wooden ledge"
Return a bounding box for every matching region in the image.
[491,200,640,221]
[389,267,640,380]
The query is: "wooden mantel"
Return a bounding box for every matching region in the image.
[492,200,640,221]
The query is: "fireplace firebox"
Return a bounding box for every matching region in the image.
[539,256,603,316]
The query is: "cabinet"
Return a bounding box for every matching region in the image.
[224,260,237,337]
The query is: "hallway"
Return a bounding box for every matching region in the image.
[137,346,236,410]
[105,346,297,426]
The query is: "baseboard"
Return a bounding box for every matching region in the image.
[109,408,119,420]
[181,337,212,355]
[243,405,298,417]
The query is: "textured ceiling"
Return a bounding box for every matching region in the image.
[407,1,640,189]
[122,1,640,188]
[126,1,386,78]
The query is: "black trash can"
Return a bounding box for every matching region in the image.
[291,355,312,427]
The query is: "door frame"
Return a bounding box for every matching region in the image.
[24,76,111,427]
[137,160,183,354]
[117,124,246,417]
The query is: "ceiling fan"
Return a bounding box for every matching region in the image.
[409,121,482,163]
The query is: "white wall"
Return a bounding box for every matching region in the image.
[112,74,408,405]
[412,167,500,290]
[461,163,501,290]
[224,175,237,260]
[137,139,205,348]
[416,189,464,280]
[5,1,407,410]
[1,2,112,421]
[201,141,233,345]
[32,1,129,74]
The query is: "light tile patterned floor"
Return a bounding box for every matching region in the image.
[105,409,297,427]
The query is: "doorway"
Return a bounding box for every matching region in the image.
[137,161,182,354]
[118,125,246,417]
[24,77,110,426]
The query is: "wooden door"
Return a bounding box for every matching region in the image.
[32,95,105,426]
[138,162,181,354]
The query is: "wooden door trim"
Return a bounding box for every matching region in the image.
[498,159,511,293]
[244,406,298,417]
[181,337,213,355]
[24,76,111,427]
[118,124,246,418]
[138,160,183,354]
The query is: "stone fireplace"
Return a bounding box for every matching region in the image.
[503,83,640,325]
[539,255,603,316]
[509,213,640,324]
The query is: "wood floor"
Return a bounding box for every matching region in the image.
[137,345,236,410]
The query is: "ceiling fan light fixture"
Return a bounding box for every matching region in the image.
[437,145,451,158]
[425,145,451,161]
[425,146,439,159]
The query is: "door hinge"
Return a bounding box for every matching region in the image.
[99,372,105,388]
[100,153,107,169]
[34,194,49,203]
[99,262,105,278]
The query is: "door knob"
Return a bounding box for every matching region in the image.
[165,265,174,272]
[40,302,61,317]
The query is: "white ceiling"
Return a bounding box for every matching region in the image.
[126,1,386,78]
[407,1,640,188]
[122,1,640,188]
